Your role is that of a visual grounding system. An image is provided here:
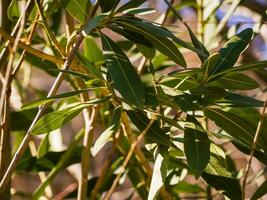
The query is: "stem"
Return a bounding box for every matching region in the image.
[0,27,87,73]
[121,112,152,181]
[0,0,12,199]
[0,0,34,69]
[90,141,118,200]
[241,99,267,200]
[0,32,85,193]
[197,0,204,43]
[102,120,155,200]
[77,88,96,200]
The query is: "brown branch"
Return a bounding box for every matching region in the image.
[241,99,267,200]
[0,29,85,194]
[102,119,155,200]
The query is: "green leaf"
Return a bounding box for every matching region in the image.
[101,34,145,108]
[251,180,267,200]
[218,93,264,107]
[209,28,254,75]
[7,0,19,20]
[127,110,171,145]
[75,51,104,80]
[83,36,104,64]
[60,0,89,22]
[202,157,242,200]
[98,0,120,12]
[208,72,259,90]
[191,86,228,104]
[203,108,265,150]
[184,115,210,178]
[186,24,209,62]
[113,18,186,67]
[171,182,204,193]
[136,43,155,60]
[116,0,146,13]
[163,0,209,61]
[21,88,103,110]
[31,97,110,135]
[37,133,50,158]
[202,53,220,81]
[209,60,267,81]
[82,13,108,36]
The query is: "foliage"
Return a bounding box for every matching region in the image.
[1,0,267,199]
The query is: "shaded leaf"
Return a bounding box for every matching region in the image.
[203,108,265,150]
[37,133,50,158]
[127,110,170,145]
[208,72,259,90]
[184,115,210,178]
[101,34,145,108]
[98,0,120,12]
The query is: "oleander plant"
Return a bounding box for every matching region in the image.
[1,0,267,199]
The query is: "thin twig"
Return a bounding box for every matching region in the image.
[0,27,87,73]
[121,112,152,181]
[241,99,267,200]
[0,0,34,68]
[90,140,118,200]
[0,30,85,193]
[102,119,155,200]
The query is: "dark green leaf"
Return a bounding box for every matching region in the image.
[208,72,259,90]
[37,133,50,158]
[184,115,210,178]
[202,154,242,200]
[136,43,155,60]
[75,51,104,80]
[251,179,267,200]
[113,18,186,67]
[82,14,108,36]
[186,24,209,62]
[201,172,241,200]
[209,60,267,81]
[204,108,265,150]
[101,34,145,108]
[60,0,89,22]
[127,110,170,145]
[218,93,264,107]
[209,28,254,75]
[98,0,120,12]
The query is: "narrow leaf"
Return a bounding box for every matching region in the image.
[101,34,145,108]
[31,97,110,135]
[60,0,89,22]
[209,28,254,75]
[184,115,210,178]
